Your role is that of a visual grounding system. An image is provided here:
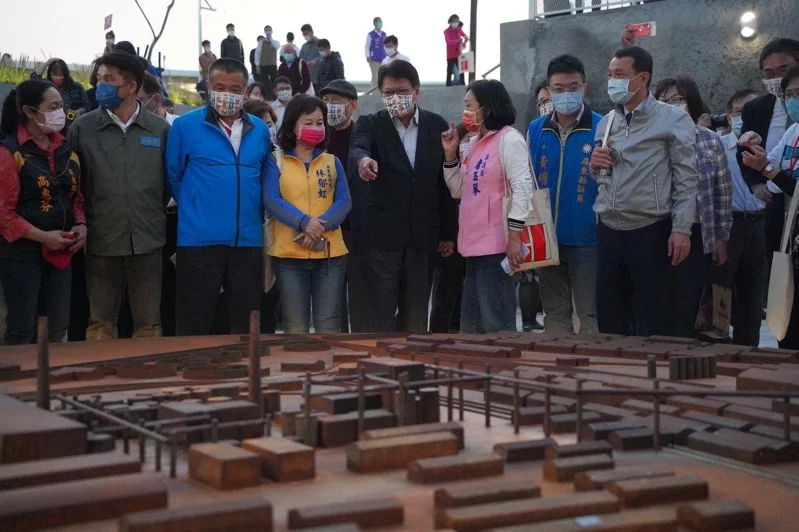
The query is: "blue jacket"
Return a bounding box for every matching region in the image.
[528,106,602,247]
[166,106,276,247]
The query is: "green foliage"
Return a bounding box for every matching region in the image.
[165,78,203,107]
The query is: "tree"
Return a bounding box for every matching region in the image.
[134,0,176,63]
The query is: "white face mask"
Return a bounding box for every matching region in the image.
[209,90,244,117]
[277,89,292,103]
[763,77,783,99]
[382,93,414,118]
[304,34,313,42]
[450,22,459,29]
[327,103,350,127]
[385,47,396,56]
[538,102,553,116]
[34,108,66,133]
[227,30,235,38]
[203,46,211,53]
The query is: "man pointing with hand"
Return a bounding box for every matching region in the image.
[590,46,699,336]
[350,60,457,333]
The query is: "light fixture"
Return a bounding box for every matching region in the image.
[740,11,757,39]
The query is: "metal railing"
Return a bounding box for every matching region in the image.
[531,0,661,19]
[482,63,501,79]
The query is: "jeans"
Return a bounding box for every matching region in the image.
[461,253,517,334]
[273,256,347,333]
[538,245,598,333]
[720,214,767,346]
[673,224,713,338]
[175,246,262,336]
[446,58,464,87]
[85,250,162,340]
[596,218,675,336]
[0,258,71,345]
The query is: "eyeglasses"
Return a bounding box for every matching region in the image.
[537,99,552,107]
[548,85,583,94]
[381,88,414,98]
[785,91,799,100]
[658,96,687,106]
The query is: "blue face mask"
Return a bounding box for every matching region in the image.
[607,74,642,105]
[786,98,799,124]
[551,90,583,115]
[282,53,295,64]
[96,82,125,110]
[731,116,744,137]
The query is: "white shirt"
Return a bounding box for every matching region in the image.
[271,99,287,129]
[767,123,799,177]
[255,38,281,64]
[443,128,534,223]
[164,112,177,125]
[767,99,789,194]
[721,132,764,212]
[218,117,244,155]
[382,53,411,66]
[107,103,140,133]
[392,106,420,168]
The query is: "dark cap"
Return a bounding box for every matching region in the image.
[319,80,358,100]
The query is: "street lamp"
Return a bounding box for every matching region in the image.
[740,11,757,39]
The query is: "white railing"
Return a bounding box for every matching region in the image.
[530,0,661,19]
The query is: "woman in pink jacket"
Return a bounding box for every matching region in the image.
[441,80,534,333]
[444,14,469,86]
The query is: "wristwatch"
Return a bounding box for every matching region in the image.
[762,163,774,175]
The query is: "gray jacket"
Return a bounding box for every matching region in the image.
[592,93,698,234]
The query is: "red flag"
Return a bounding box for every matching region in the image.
[104,14,113,30]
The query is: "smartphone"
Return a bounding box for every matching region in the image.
[627,21,656,38]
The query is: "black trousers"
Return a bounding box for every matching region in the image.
[429,251,466,333]
[261,65,278,93]
[340,229,370,333]
[519,272,543,327]
[175,246,263,336]
[596,218,675,336]
[361,245,432,333]
[445,58,464,87]
[673,224,713,338]
[719,213,767,346]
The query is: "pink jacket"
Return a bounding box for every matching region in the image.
[444,27,468,59]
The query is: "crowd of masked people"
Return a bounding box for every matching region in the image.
[0,25,797,350]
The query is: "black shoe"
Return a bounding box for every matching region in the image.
[522,324,532,332]
[532,319,544,331]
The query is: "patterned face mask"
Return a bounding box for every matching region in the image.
[382,93,414,118]
[327,103,349,127]
[209,90,244,117]
[763,77,784,99]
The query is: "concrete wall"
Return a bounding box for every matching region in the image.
[501,0,799,130]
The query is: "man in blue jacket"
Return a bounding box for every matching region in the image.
[528,54,601,334]
[166,58,277,335]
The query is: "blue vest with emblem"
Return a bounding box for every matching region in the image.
[527,107,602,247]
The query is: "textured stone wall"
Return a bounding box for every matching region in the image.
[501,0,799,130]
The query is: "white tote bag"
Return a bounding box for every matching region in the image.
[766,188,799,340]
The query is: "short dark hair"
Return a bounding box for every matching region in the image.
[448,14,459,24]
[226,23,235,30]
[373,17,382,25]
[534,79,549,99]
[208,58,249,83]
[96,52,145,93]
[317,39,331,49]
[547,54,586,83]
[163,98,174,109]
[781,64,799,94]
[613,46,653,87]
[243,99,277,123]
[653,74,705,124]
[245,82,268,100]
[277,94,328,152]
[202,40,211,47]
[287,32,295,41]
[0,79,55,135]
[726,88,757,113]
[301,24,313,33]
[384,35,398,47]
[264,25,272,31]
[759,38,799,70]
[105,31,115,40]
[466,79,516,131]
[275,76,292,87]
[141,72,163,97]
[113,41,137,56]
[378,60,419,89]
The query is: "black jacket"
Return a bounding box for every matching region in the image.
[349,108,458,253]
[220,36,245,66]
[317,52,345,92]
[737,93,777,189]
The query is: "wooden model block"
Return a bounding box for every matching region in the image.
[281,360,325,372]
[361,421,465,449]
[608,474,708,507]
[119,497,273,532]
[647,414,712,445]
[581,420,648,442]
[318,409,396,448]
[358,358,426,382]
[493,438,558,463]
[544,440,612,460]
[332,352,371,363]
[310,392,383,414]
[525,393,577,411]
[681,410,753,431]
[722,404,798,430]
[713,428,797,462]
[434,477,541,508]
[574,466,675,491]
[407,452,504,483]
[188,443,262,490]
[0,396,87,463]
[0,473,167,530]
[549,412,602,433]
[749,424,799,442]
[346,432,459,472]
[86,431,116,453]
[288,498,403,529]
[297,526,361,532]
[736,367,799,392]
[620,399,682,416]
[686,431,779,465]
[439,491,621,531]
[543,454,615,482]
[677,499,755,530]
[490,507,678,532]
[436,342,521,358]
[609,427,674,451]
[417,387,441,424]
[583,403,643,421]
[240,437,315,482]
[512,405,567,426]
[0,451,140,490]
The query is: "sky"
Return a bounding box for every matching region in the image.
[0,0,529,83]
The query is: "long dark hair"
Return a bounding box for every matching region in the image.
[46,59,73,91]
[277,94,328,152]
[467,79,517,131]
[653,74,706,124]
[1,79,55,136]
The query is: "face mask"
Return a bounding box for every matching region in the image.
[327,103,349,127]
[607,74,642,105]
[297,125,325,146]
[277,89,292,103]
[227,30,235,38]
[283,53,295,63]
[385,47,396,56]
[265,31,272,39]
[462,107,484,132]
[34,108,66,133]
[731,116,744,137]
[451,22,459,29]
[538,102,553,116]
[551,91,583,115]
[376,22,383,30]
[786,98,799,124]
[763,78,783,99]
[319,51,328,58]
[304,34,313,42]
[51,76,65,87]
[96,82,125,110]
[143,95,159,113]
[382,93,414,118]
[203,46,211,53]
[209,90,244,117]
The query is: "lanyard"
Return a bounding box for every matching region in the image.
[790,134,799,175]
